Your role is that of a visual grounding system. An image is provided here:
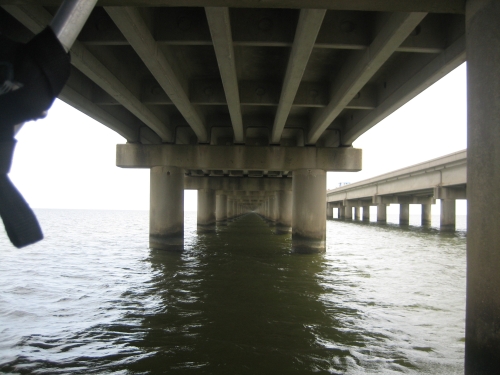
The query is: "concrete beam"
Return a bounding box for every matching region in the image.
[105,7,208,143]
[307,12,427,144]
[434,186,466,200]
[0,1,466,14]
[185,176,292,191]
[3,5,173,142]
[205,7,244,143]
[117,144,362,171]
[343,34,466,145]
[271,9,326,143]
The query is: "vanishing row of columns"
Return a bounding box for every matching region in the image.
[150,167,326,253]
[327,200,457,231]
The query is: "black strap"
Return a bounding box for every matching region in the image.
[0,27,70,248]
[0,174,43,248]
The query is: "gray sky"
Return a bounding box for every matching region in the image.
[9,64,467,213]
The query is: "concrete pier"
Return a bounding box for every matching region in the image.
[344,205,352,220]
[216,194,227,225]
[400,203,410,225]
[422,204,432,226]
[149,166,184,250]
[377,204,387,223]
[339,206,345,220]
[268,194,278,226]
[354,207,361,221]
[465,0,500,372]
[363,206,370,221]
[276,190,292,233]
[326,203,333,220]
[440,199,455,231]
[292,169,326,253]
[197,189,216,232]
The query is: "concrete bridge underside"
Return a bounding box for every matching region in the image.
[1,0,500,372]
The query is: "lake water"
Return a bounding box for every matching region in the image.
[0,210,466,374]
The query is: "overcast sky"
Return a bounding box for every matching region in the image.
[9,63,467,213]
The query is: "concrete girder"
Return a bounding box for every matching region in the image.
[307,11,427,144]
[342,34,466,145]
[271,9,326,144]
[105,7,208,143]
[0,1,465,14]
[205,7,244,143]
[117,144,362,171]
[185,176,291,191]
[77,9,452,53]
[2,5,174,142]
[434,186,466,200]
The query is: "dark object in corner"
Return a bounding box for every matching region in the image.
[0,27,70,248]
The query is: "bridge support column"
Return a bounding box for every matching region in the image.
[377,204,387,223]
[277,190,292,233]
[269,193,278,226]
[466,1,500,372]
[345,205,352,220]
[422,204,431,226]
[292,169,326,253]
[440,199,455,231]
[216,194,227,225]
[227,199,234,221]
[327,203,333,220]
[149,166,184,250]
[339,206,345,219]
[197,189,216,232]
[362,206,370,221]
[354,207,361,221]
[400,204,410,225]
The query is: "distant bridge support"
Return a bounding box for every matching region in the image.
[377,204,387,223]
[276,190,292,234]
[362,206,370,221]
[216,194,227,225]
[197,189,216,232]
[399,204,410,225]
[422,204,432,226]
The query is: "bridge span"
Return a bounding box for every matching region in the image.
[2,0,500,371]
[326,150,466,231]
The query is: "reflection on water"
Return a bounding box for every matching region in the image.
[0,210,465,374]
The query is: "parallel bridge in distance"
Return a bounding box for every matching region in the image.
[326,150,466,230]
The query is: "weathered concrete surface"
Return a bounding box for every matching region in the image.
[326,203,333,220]
[377,204,386,223]
[216,194,227,224]
[117,144,362,172]
[277,190,292,233]
[149,166,184,250]
[400,203,410,225]
[421,204,432,226]
[292,169,326,253]
[362,206,370,221]
[440,199,455,231]
[197,189,216,231]
[185,176,292,192]
[465,0,500,372]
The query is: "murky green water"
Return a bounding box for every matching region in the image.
[0,210,465,374]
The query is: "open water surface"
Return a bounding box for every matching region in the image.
[0,210,466,374]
